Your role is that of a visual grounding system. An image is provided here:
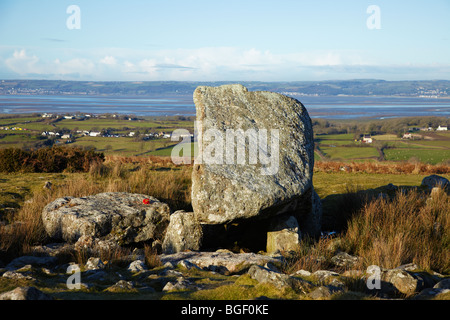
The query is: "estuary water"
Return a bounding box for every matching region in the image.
[0,94,449,120]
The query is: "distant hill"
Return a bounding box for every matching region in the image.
[1,79,449,97]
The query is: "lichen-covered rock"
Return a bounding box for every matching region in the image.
[162,211,203,254]
[192,84,321,237]
[266,215,301,254]
[41,192,170,245]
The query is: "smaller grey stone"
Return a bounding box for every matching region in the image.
[395,263,420,272]
[206,265,229,275]
[2,271,34,280]
[162,211,203,254]
[0,286,53,300]
[85,257,105,271]
[434,278,450,290]
[308,286,333,299]
[6,255,57,270]
[421,175,449,189]
[178,260,201,270]
[163,277,198,292]
[312,270,339,282]
[107,280,135,291]
[291,269,312,277]
[128,260,148,273]
[330,252,359,268]
[248,265,311,294]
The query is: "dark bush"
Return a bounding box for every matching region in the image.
[0,146,104,173]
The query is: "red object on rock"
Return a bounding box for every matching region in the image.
[143,198,150,204]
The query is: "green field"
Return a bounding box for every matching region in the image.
[320,146,379,160]
[1,115,449,164]
[384,148,450,164]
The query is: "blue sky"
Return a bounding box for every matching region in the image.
[0,0,449,81]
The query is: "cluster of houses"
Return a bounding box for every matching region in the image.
[42,113,93,119]
[41,130,175,140]
[402,125,448,139]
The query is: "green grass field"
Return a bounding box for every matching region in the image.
[384,148,450,164]
[1,116,449,164]
[320,146,379,160]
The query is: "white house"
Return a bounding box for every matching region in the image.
[61,134,72,139]
[402,133,413,139]
[362,135,373,144]
[436,125,448,131]
[89,131,101,137]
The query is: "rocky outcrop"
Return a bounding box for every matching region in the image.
[0,243,448,300]
[191,84,321,252]
[159,250,283,274]
[41,192,170,245]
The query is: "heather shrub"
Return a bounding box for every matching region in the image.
[0,146,104,173]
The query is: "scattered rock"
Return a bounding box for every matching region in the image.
[312,270,339,283]
[191,84,321,238]
[395,263,420,272]
[85,257,105,271]
[421,175,449,189]
[162,277,199,292]
[6,255,57,271]
[330,252,360,269]
[177,260,201,271]
[248,265,311,294]
[0,286,53,300]
[128,260,148,273]
[105,280,137,293]
[291,269,312,278]
[160,251,282,274]
[162,211,203,254]
[2,270,34,281]
[308,286,333,299]
[434,278,450,290]
[42,192,170,245]
[385,269,420,296]
[43,181,52,190]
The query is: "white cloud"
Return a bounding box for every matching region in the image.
[100,56,117,65]
[53,58,95,76]
[1,47,449,81]
[5,49,41,75]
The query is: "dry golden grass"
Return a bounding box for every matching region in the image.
[284,187,449,275]
[343,188,450,273]
[315,160,450,175]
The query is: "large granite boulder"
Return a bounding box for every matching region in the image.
[42,192,170,245]
[192,84,321,237]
